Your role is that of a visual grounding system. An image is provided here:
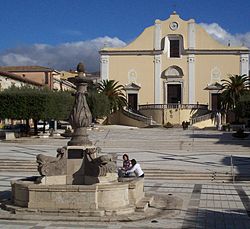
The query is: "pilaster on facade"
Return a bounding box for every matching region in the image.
[240,54,249,75]
[154,55,161,104]
[188,19,196,49]
[154,20,162,50]
[100,55,109,80]
[187,55,195,104]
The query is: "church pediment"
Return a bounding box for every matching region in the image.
[124,82,141,90]
[204,82,223,90]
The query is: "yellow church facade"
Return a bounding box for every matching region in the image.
[100,12,249,126]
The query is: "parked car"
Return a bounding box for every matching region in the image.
[37,121,50,131]
[57,121,72,130]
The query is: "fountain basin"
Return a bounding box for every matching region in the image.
[11,177,144,216]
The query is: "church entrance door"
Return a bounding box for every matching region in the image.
[167,84,181,103]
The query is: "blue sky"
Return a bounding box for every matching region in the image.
[0,0,249,71]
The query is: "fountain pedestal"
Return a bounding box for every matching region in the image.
[66,145,93,185]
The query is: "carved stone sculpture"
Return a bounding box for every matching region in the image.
[36,147,67,176]
[69,91,92,129]
[67,62,92,146]
[76,62,85,73]
[85,148,117,177]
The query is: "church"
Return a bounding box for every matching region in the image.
[99,12,249,126]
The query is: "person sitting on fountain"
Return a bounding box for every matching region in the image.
[122,154,131,171]
[125,159,144,178]
[118,153,131,177]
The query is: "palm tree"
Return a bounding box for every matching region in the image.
[98,80,127,112]
[220,74,249,122]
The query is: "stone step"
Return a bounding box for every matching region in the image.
[0,164,36,167]
[0,160,37,172]
[0,160,36,164]
[0,159,37,171]
[135,195,154,212]
[0,168,37,171]
[145,172,229,176]
[0,160,247,181]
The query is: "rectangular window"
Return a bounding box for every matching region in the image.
[170,40,180,58]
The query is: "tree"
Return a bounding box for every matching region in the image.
[86,87,110,121]
[238,91,250,119]
[98,80,127,112]
[220,74,249,122]
[0,86,74,134]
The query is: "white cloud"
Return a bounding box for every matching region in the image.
[1,53,37,65]
[199,22,250,48]
[0,36,126,72]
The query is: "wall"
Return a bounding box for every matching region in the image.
[120,26,154,50]
[140,109,163,124]
[109,55,154,104]
[140,108,195,125]
[108,111,148,128]
[11,71,53,88]
[192,118,216,129]
[195,55,240,104]
[0,75,26,90]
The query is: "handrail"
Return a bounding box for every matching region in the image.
[122,108,152,125]
[191,112,214,124]
[139,103,208,110]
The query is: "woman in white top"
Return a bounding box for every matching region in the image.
[126,159,144,178]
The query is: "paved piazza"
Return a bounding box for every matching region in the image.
[0,125,250,228]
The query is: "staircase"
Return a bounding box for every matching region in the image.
[122,108,159,127]
[191,112,214,125]
[0,159,37,172]
[190,112,216,129]
[0,159,247,182]
[143,169,250,182]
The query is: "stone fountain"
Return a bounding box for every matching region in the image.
[9,63,148,217]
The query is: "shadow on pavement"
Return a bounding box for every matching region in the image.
[182,209,249,228]
[222,156,250,181]
[0,190,11,202]
[189,131,250,148]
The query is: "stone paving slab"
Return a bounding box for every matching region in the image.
[0,179,250,228]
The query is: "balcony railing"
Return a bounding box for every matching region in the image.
[139,103,208,110]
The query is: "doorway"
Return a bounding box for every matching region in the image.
[128,94,138,111]
[167,84,181,103]
[211,93,221,111]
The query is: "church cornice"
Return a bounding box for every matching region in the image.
[99,50,162,56]
[185,49,249,55]
[99,48,249,56]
